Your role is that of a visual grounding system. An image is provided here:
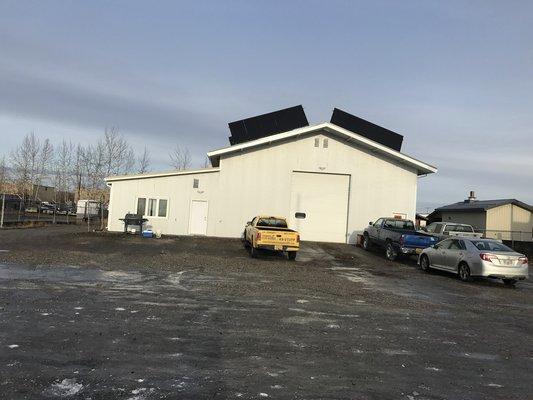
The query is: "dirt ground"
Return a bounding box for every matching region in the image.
[0,225,531,399]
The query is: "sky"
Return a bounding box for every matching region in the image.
[0,0,532,212]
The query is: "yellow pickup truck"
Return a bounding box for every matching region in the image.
[244,216,300,260]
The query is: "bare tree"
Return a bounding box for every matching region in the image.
[10,132,40,200]
[0,156,9,193]
[202,156,211,169]
[53,140,74,203]
[137,147,151,174]
[169,145,191,170]
[102,127,135,177]
[72,144,85,200]
[33,138,54,201]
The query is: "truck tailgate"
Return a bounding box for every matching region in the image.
[403,234,437,249]
[257,230,299,247]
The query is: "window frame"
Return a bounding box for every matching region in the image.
[135,196,169,219]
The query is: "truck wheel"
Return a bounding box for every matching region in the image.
[458,263,472,282]
[287,251,297,261]
[250,245,257,258]
[385,242,397,261]
[243,231,249,248]
[362,234,371,251]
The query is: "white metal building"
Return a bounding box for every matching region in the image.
[106,122,437,243]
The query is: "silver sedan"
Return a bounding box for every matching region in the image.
[418,237,529,286]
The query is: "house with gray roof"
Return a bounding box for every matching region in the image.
[428,192,533,241]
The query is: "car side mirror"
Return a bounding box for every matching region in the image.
[369,221,373,226]
[246,221,251,226]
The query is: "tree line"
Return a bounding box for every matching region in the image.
[0,128,200,203]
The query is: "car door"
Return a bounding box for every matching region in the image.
[443,239,466,272]
[368,218,383,241]
[431,238,452,267]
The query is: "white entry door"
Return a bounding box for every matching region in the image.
[289,172,350,243]
[189,200,208,235]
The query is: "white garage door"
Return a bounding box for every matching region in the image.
[289,172,350,243]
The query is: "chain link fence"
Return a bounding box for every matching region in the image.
[0,196,107,230]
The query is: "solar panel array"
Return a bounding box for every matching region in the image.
[228,105,309,145]
[330,108,404,151]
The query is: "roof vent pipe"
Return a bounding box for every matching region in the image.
[466,191,476,203]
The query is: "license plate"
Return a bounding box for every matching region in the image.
[415,248,422,254]
[274,245,282,251]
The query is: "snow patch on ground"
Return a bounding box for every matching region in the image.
[46,378,83,397]
[115,307,126,311]
[8,344,19,349]
[296,299,309,304]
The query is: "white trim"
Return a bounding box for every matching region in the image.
[135,196,169,219]
[207,122,437,175]
[106,167,220,182]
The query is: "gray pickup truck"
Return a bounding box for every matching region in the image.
[363,218,438,260]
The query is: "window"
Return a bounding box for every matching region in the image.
[374,218,384,227]
[193,179,199,189]
[314,138,319,147]
[448,240,463,250]
[323,138,328,148]
[435,239,452,249]
[383,219,415,230]
[470,240,513,252]
[257,217,288,228]
[158,199,168,217]
[147,199,157,216]
[137,198,146,216]
[137,197,168,218]
[295,212,306,219]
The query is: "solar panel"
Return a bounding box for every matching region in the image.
[330,108,403,151]
[228,105,309,145]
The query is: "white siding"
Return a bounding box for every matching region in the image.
[107,170,220,235]
[486,204,533,241]
[107,129,420,243]
[211,131,418,243]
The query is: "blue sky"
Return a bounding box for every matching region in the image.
[1,1,532,211]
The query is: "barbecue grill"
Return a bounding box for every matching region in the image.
[119,213,148,235]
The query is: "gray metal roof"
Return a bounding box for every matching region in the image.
[436,199,533,213]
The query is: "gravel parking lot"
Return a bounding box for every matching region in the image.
[0,226,531,399]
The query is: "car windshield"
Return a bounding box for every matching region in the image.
[257,218,288,228]
[445,224,474,232]
[470,240,514,252]
[383,219,415,230]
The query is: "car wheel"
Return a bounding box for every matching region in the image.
[385,242,397,261]
[287,251,297,261]
[420,255,431,272]
[362,234,371,251]
[458,263,472,282]
[250,245,257,258]
[502,278,517,287]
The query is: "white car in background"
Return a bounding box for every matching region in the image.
[418,237,528,286]
[425,222,483,241]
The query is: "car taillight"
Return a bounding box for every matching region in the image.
[296,234,300,242]
[518,256,528,265]
[480,253,498,262]
[256,232,261,241]
[399,234,405,245]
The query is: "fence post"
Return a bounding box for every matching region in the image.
[0,193,5,228]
